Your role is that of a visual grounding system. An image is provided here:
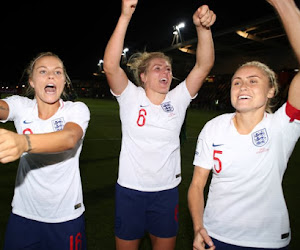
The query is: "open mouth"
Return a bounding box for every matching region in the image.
[45,84,57,94]
[160,78,168,84]
[238,95,251,100]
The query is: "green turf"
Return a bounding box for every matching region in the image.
[0,98,299,249]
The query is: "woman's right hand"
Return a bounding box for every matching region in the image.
[193,228,215,250]
[121,0,138,18]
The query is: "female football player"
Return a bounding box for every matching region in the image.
[103,0,216,249]
[188,0,300,249]
[0,52,90,250]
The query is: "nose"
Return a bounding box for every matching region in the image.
[240,82,248,91]
[47,71,55,79]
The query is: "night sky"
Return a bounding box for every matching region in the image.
[1,0,276,84]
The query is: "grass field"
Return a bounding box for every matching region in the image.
[0,98,300,249]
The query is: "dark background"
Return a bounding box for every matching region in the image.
[0,0,276,83]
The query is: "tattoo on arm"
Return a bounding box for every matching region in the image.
[24,134,32,152]
[0,105,8,111]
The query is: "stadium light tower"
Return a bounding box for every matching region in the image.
[122,48,129,64]
[172,22,185,46]
[97,59,104,73]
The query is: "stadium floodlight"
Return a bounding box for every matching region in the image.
[122,48,129,64]
[97,59,104,67]
[172,22,185,45]
[97,59,104,74]
[176,22,185,30]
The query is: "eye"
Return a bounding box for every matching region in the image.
[232,81,240,86]
[55,70,63,75]
[250,79,257,84]
[39,70,47,74]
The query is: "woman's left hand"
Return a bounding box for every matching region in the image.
[193,5,216,29]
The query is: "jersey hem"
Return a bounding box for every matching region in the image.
[117,179,181,192]
[12,207,85,224]
[208,230,290,249]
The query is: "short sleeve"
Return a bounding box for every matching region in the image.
[286,101,300,122]
[168,80,195,115]
[1,95,33,123]
[65,102,90,138]
[193,125,213,170]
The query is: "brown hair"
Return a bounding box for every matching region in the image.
[25,52,71,98]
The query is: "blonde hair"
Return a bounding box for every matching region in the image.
[25,52,71,98]
[235,61,279,113]
[128,52,172,87]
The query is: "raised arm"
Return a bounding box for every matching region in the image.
[0,100,9,121]
[0,122,83,164]
[103,0,138,95]
[188,166,215,250]
[267,0,300,109]
[186,5,216,98]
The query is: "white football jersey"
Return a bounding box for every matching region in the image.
[193,103,300,248]
[1,96,90,223]
[113,80,193,191]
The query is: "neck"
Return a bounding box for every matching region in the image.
[36,98,61,120]
[145,90,167,105]
[233,109,265,135]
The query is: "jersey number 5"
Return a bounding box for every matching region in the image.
[213,150,222,173]
[137,109,147,127]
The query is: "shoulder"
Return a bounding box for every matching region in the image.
[4,95,34,104]
[115,80,145,106]
[200,113,233,137]
[205,113,233,128]
[64,100,89,111]
[4,95,35,109]
[113,80,142,97]
[169,81,191,98]
[62,100,90,118]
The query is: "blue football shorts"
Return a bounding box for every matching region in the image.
[207,237,289,250]
[4,213,86,250]
[115,183,179,240]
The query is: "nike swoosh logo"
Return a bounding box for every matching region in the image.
[23,120,33,124]
[212,143,224,147]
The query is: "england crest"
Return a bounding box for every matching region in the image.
[252,128,268,147]
[52,117,65,131]
[161,101,174,113]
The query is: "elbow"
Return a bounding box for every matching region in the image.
[64,133,80,151]
[103,61,118,76]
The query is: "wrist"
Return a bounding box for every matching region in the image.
[24,134,32,152]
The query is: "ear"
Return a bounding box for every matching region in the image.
[140,72,146,84]
[267,87,275,99]
[29,78,35,89]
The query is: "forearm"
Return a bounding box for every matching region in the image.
[186,27,215,96]
[271,0,300,62]
[194,26,215,75]
[188,184,206,234]
[25,123,83,154]
[270,0,300,108]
